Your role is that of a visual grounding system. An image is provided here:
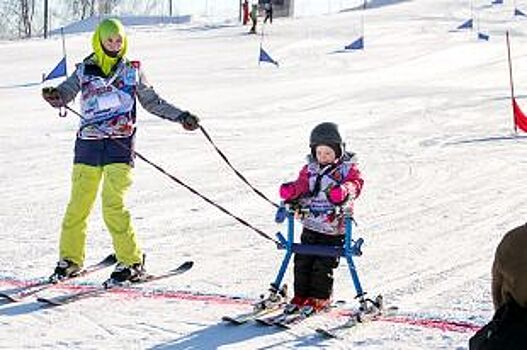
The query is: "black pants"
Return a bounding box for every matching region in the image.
[250,19,257,33]
[294,228,344,299]
[264,9,273,24]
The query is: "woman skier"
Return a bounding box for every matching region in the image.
[41,18,200,283]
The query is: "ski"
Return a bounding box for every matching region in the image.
[254,301,351,330]
[102,261,194,289]
[223,285,289,325]
[274,305,327,329]
[315,305,399,339]
[37,261,193,307]
[0,254,117,302]
[255,304,301,326]
[222,304,284,325]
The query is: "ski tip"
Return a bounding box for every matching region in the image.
[164,261,193,274]
[254,319,272,326]
[221,316,244,325]
[316,328,338,339]
[274,322,291,329]
[0,294,20,303]
[178,261,194,270]
[37,297,62,306]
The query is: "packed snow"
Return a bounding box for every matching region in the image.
[1,0,527,349]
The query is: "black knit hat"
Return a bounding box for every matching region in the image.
[309,122,343,159]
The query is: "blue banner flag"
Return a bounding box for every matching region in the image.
[457,19,473,30]
[478,32,490,41]
[43,57,67,81]
[491,0,503,4]
[259,47,279,67]
[345,37,364,50]
[515,8,527,16]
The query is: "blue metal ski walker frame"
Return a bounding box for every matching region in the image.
[270,203,369,307]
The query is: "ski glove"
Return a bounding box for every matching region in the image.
[179,111,200,131]
[328,185,350,205]
[42,87,65,108]
[279,182,298,201]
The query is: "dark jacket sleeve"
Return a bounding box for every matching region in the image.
[55,66,81,104]
[136,68,185,123]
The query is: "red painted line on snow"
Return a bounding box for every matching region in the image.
[333,310,482,333]
[375,315,481,333]
[0,278,484,332]
[100,287,254,306]
[0,278,254,306]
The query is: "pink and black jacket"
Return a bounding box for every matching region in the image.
[281,152,363,236]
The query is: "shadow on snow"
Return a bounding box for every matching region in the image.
[445,134,527,146]
[148,321,336,350]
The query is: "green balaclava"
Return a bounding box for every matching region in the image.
[92,18,128,76]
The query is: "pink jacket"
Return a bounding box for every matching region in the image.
[282,152,363,235]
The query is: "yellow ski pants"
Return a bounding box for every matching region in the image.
[59,163,143,266]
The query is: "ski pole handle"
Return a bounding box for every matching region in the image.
[58,106,67,118]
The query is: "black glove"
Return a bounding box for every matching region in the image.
[179,111,200,131]
[42,87,65,108]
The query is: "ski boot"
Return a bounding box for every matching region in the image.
[305,297,331,313]
[49,259,81,283]
[109,261,145,283]
[282,295,308,314]
[104,254,146,288]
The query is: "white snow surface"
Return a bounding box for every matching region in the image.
[1,0,527,349]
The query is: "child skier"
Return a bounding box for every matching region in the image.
[41,18,200,283]
[279,122,364,312]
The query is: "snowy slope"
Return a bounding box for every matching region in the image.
[2,0,527,349]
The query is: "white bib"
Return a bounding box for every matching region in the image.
[96,92,121,110]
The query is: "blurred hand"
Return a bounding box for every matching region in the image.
[42,87,65,108]
[279,182,296,201]
[180,111,200,131]
[328,185,349,205]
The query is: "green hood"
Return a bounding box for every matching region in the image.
[92,18,128,76]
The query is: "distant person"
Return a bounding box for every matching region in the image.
[469,223,527,350]
[249,4,258,34]
[41,18,200,284]
[278,122,364,312]
[263,1,273,24]
[242,0,249,25]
